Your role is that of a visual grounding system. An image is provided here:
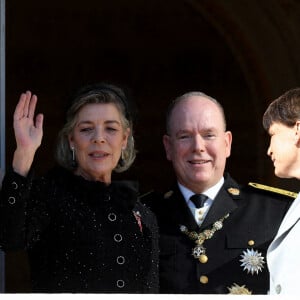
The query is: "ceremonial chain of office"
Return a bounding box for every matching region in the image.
[180,213,230,264]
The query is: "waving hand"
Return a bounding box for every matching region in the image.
[13,91,44,176]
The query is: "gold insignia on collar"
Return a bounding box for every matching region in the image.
[227,188,240,195]
[164,190,174,199]
[227,283,252,295]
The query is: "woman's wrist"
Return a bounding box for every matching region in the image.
[12,148,35,177]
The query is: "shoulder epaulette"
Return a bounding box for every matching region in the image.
[248,182,298,199]
[138,190,155,200]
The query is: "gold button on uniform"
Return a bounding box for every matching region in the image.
[248,240,255,246]
[199,275,208,284]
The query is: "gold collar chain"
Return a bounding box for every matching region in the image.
[180,213,229,264]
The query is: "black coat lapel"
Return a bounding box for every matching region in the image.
[165,183,199,231]
[200,174,240,229]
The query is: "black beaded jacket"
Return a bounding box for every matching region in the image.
[142,173,293,294]
[0,167,159,293]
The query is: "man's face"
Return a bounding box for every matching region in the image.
[163,96,232,193]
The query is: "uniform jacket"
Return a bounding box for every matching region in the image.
[0,167,159,293]
[267,192,300,295]
[142,173,293,294]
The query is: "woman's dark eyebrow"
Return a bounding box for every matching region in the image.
[77,120,121,126]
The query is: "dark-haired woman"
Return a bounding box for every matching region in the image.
[263,88,300,295]
[0,84,159,293]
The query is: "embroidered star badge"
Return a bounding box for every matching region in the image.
[240,248,265,275]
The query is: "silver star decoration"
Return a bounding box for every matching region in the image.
[240,248,265,275]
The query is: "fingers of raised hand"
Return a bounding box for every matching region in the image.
[35,113,44,130]
[14,91,38,120]
[28,94,38,119]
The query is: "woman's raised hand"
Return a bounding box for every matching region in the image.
[13,91,44,176]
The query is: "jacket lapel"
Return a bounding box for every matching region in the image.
[165,183,199,231]
[200,174,239,229]
[274,193,300,239]
[165,175,241,232]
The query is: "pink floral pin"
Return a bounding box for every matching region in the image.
[133,211,143,233]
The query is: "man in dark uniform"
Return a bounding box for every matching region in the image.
[142,92,295,294]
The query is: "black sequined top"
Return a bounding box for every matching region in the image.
[0,167,159,293]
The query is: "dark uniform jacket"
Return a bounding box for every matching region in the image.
[0,167,159,293]
[142,173,293,294]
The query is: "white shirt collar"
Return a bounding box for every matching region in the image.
[178,177,225,204]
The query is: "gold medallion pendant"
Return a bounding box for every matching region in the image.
[180,213,229,264]
[191,245,208,263]
[199,254,208,264]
